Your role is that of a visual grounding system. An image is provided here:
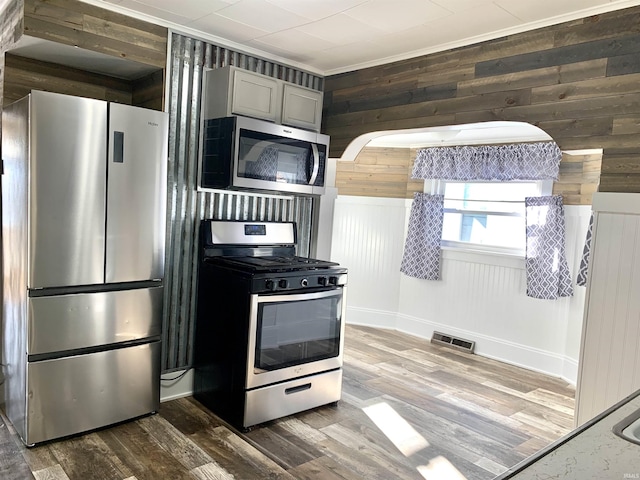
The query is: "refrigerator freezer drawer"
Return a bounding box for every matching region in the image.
[24,341,160,445]
[28,286,163,355]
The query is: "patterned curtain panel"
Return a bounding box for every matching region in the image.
[525,196,574,299]
[576,212,594,287]
[412,142,561,180]
[400,193,444,280]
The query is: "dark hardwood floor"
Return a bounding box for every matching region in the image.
[0,325,575,480]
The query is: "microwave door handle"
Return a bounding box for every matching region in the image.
[309,143,320,185]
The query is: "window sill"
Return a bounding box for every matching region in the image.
[441,245,525,269]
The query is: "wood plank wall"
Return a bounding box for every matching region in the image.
[336,146,415,198]
[554,151,602,205]
[0,0,25,107]
[1,0,167,110]
[3,54,134,105]
[323,6,640,195]
[342,146,601,205]
[23,0,166,69]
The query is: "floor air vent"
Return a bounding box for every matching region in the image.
[431,331,475,353]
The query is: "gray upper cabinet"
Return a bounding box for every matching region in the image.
[282,84,323,132]
[203,66,323,132]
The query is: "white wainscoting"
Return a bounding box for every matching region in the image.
[331,195,591,384]
[576,193,640,425]
[331,196,407,326]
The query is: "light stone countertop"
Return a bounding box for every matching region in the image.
[495,389,640,479]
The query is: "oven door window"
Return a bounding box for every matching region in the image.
[255,292,341,371]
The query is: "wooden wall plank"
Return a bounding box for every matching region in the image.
[330,77,418,103]
[2,0,166,110]
[132,69,164,110]
[23,0,83,29]
[336,146,415,198]
[475,34,640,78]
[467,30,556,65]
[456,93,640,126]
[553,10,640,47]
[1,0,23,47]
[601,154,640,174]
[24,16,166,67]
[4,53,133,104]
[599,173,640,192]
[0,0,25,108]
[612,115,640,135]
[26,0,166,36]
[606,53,640,76]
[417,65,475,87]
[531,73,640,104]
[535,117,612,139]
[325,89,531,128]
[23,0,167,68]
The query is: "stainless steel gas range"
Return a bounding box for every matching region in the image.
[193,220,347,430]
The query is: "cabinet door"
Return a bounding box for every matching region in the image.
[282,84,323,131]
[231,70,279,122]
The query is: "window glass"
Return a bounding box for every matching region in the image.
[441,181,544,253]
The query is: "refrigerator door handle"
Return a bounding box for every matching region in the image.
[113,131,124,163]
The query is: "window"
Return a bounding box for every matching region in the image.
[435,180,551,255]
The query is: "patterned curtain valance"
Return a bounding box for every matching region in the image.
[412,141,562,181]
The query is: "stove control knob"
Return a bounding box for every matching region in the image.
[278,279,289,289]
[329,276,339,285]
[300,278,308,287]
[318,276,328,286]
[265,279,276,291]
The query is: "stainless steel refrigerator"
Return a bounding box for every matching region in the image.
[1,90,168,445]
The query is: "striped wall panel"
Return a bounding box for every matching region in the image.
[162,33,321,372]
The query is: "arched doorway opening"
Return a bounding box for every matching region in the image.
[329,121,599,388]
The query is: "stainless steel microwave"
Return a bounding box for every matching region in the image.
[199,116,329,195]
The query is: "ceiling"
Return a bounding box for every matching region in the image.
[85,0,640,76]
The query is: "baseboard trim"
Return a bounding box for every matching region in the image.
[396,313,577,384]
[344,306,397,329]
[160,369,193,402]
[344,306,578,385]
